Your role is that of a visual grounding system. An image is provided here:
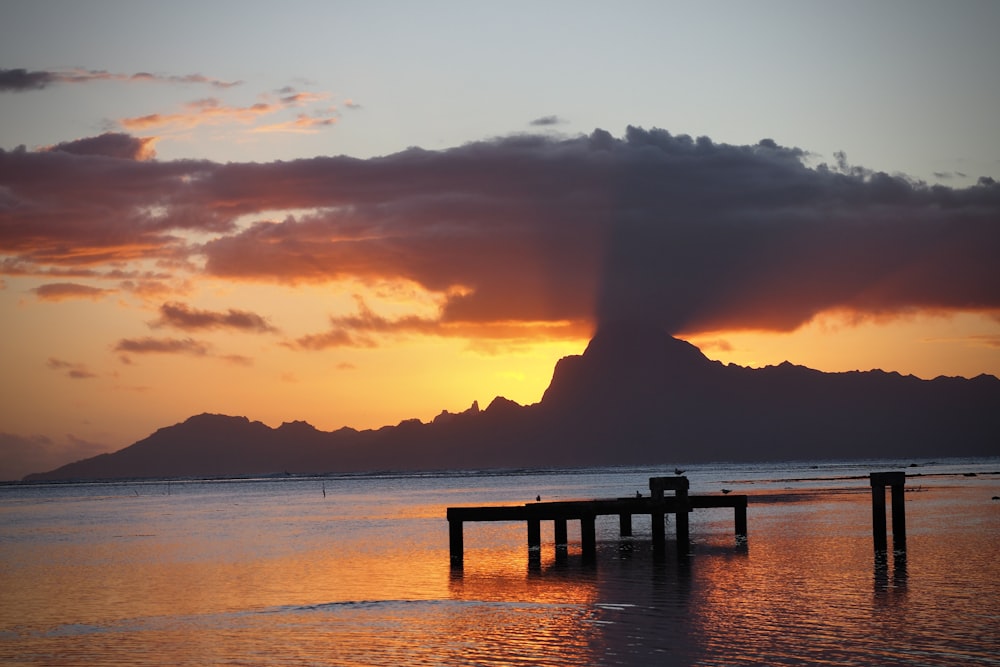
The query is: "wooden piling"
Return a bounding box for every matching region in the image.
[734,496,748,542]
[527,517,541,552]
[580,514,597,560]
[619,512,632,537]
[554,518,568,546]
[650,476,691,554]
[870,472,906,552]
[449,518,464,566]
[890,482,906,548]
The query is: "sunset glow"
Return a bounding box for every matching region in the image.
[2,1,998,480]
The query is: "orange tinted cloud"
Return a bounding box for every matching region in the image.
[3,128,999,337]
[252,113,338,134]
[120,98,277,131]
[32,282,113,301]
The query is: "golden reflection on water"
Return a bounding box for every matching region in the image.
[3,475,998,666]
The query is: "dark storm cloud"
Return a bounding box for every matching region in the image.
[2,127,998,337]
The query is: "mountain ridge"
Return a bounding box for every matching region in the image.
[23,325,1000,481]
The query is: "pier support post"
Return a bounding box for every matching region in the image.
[870,472,906,552]
[527,518,541,552]
[619,512,632,537]
[735,496,748,543]
[581,514,597,561]
[554,518,568,546]
[651,509,666,557]
[554,518,568,561]
[675,486,690,555]
[449,519,464,566]
[650,476,690,555]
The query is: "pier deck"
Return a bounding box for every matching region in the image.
[446,476,747,565]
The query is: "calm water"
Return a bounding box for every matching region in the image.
[1,458,998,666]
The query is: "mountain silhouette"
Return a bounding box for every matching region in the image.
[24,323,1000,481]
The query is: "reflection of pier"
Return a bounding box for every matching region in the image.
[446,476,747,566]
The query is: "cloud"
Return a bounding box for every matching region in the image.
[252,113,338,134]
[3,127,999,340]
[0,67,240,92]
[152,301,278,333]
[529,115,565,126]
[113,337,210,356]
[120,98,277,131]
[0,68,58,92]
[46,358,98,379]
[32,282,113,301]
[46,132,157,160]
[290,296,586,349]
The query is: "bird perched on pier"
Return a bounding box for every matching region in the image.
[536,495,541,502]
[721,488,732,494]
[674,468,685,475]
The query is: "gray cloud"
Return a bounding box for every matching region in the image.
[529,115,565,126]
[113,337,210,356]
[153,301,278,333]
[0,68,240,92]
[0,68,56,92]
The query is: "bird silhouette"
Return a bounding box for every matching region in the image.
[536,495,541,502]
[721,488,732,494]
[674,468,685,475]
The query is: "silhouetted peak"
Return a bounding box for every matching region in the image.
[277,420,318,434]
[485,396,522,415]
[183,413,250,426]
[582,320,709,374]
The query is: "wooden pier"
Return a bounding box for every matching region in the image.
[446,476,747,566]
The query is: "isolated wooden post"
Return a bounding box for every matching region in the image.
[870,472,906,552]
[890,482,906,548]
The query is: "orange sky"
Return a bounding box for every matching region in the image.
[2,129,999,481]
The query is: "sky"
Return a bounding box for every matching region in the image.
[1,0,999,481]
